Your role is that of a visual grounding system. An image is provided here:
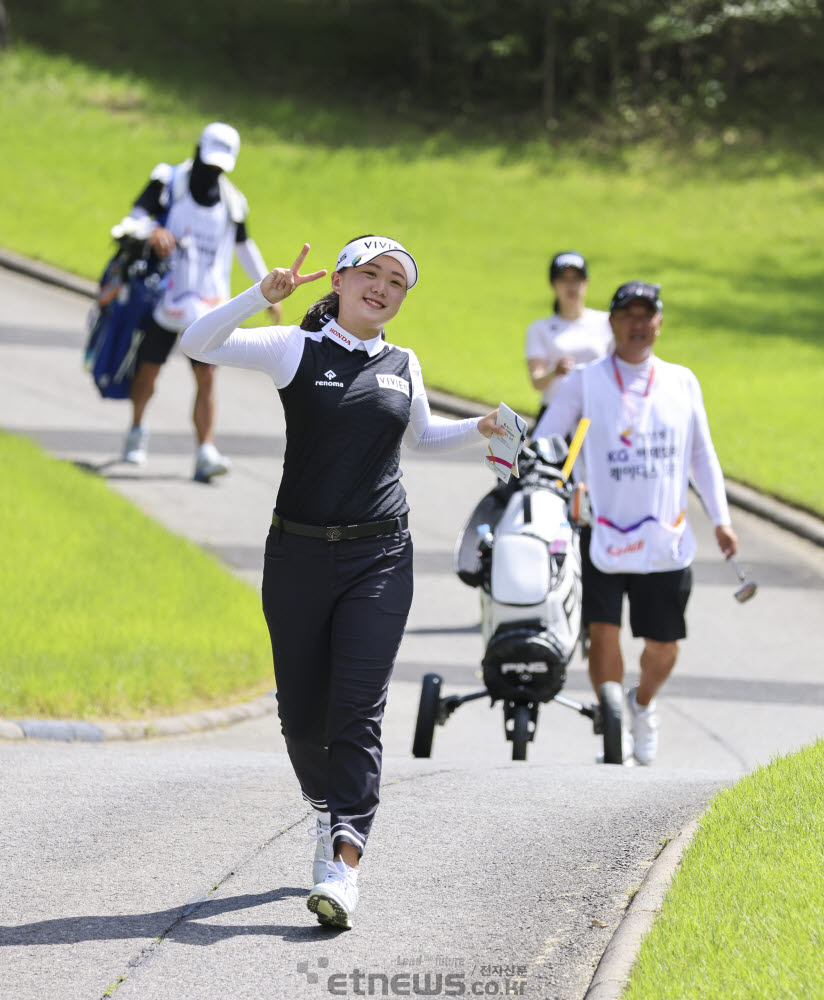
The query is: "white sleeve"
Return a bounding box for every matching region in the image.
[180,283,304,388]
[532,368,583,439]
[235,239,269,284]
[525,319,553,361]
[402,349,486,451]
[688,374,732,525]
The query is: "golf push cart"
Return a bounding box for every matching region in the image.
[412,425,632,764]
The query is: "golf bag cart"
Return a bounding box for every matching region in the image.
[412,432,631,764]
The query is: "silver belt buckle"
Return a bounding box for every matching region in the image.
[326,526,342,542]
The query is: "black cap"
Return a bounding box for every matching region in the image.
[549,251,587,282]
[609,281,662,314]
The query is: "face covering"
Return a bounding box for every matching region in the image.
[189,151,223,206]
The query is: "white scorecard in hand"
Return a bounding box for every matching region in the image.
[484,403,527,484]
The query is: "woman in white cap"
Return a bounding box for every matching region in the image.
[525,250,613,423]
[181,236,503,930]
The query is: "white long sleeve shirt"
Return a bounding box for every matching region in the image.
[534,353,731,572]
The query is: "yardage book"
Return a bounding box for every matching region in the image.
[484,402,527,484]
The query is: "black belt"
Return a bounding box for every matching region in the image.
[272,511,408,542]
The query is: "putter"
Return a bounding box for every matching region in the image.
[730,556,758,603]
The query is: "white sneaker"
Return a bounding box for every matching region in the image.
[122,425,149,465]
[307,860,359,930]
[628,687,659,765]
[307,814,334,887]
[194,442,231,483]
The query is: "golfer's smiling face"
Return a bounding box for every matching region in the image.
[333,255,408,339]
[610,302,662,363]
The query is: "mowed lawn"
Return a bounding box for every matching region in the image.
[1,44,823,513]
[0,431,272,720]
[626,738,824,1000]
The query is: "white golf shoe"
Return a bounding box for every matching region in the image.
[122,425,149,465]
[307,860,359,930]
[194,442,231,483]
[628,686,659,765]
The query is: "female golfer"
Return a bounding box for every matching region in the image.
[181,237,503,930]
[525,250,613,422]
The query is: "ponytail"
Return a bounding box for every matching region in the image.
[300,291,340,332]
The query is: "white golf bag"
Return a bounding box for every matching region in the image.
[454,436,588,706]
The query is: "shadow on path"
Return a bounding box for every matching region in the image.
[0,888,346,946]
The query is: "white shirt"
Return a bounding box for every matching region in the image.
[534,354,731,573]
[525,309,613,405]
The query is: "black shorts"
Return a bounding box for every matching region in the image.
[136,315,211,369]
[580,528,692,642]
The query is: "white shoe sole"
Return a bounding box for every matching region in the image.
[307,889,353,929]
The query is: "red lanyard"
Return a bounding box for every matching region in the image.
[612,354,655,398]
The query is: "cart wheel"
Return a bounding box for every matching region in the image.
[599,681,626,765]
[511,703,531,761]
[412,673,442,758]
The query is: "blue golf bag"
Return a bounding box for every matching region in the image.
[83,232,170,399]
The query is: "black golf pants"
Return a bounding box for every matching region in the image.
[261,523,413,855]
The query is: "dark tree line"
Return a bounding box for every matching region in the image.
[390,0,824,123]
[11,0,824,130]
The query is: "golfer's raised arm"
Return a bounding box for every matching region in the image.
[181,244,327,364]
[260,243,328,305]
[179,283,276,361]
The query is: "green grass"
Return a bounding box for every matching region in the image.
[2,43,824,515]
[0,431,272,720]
[624,739,824,1000]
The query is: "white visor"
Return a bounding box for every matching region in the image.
[335,236,418,289]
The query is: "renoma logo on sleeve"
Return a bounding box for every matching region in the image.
[376,373,410,396]
[316,369,344,388]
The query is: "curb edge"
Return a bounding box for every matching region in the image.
[584,817,701,999]
[1,692,276,744]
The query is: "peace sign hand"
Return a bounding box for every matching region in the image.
[260,243,328,305]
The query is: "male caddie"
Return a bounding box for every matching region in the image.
[534,281,737,764]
